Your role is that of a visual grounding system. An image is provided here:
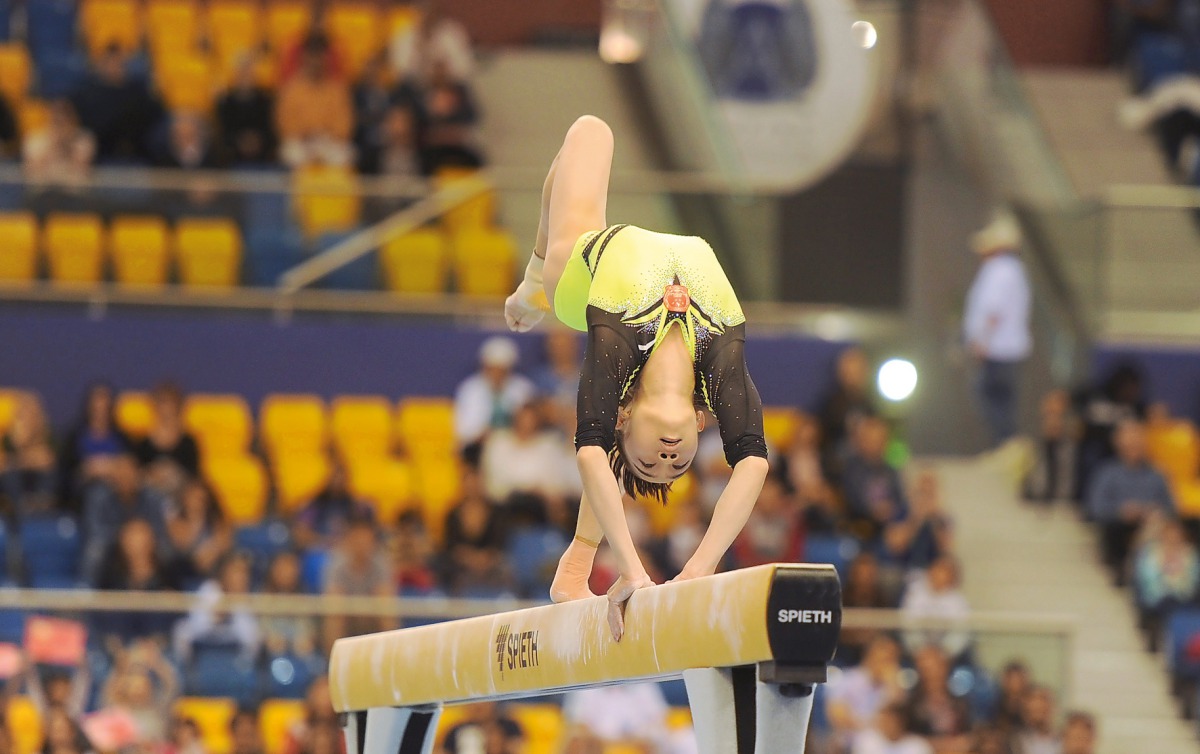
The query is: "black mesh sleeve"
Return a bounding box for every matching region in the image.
[700,326,768,466]
[574,312,640,454]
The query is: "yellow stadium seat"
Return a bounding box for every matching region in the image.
[115,391,155,438]
[667,706,693,729]
[645,473,697,535]
[175,697,236,754]
[16,99,49,137]
[260,394,328,457]
[1175,478,1200,518]
[386,6,421,39]
[110,215,170,288]
[265,1,312,54]
[0,212,38,284]
[380,229,449,295]
[185,394,254,456]
[330,396,394,462]
[604,746,645,754]
[324,4,384,79]
[452,227,516,298]
[412,456,461,541]
[509,704,564,754]
[346,456,413,523]
[272,450,332,512]
[8,696,42,754]
[81,0,143,57]
[0,389,21,435]
[43,213,105,286]
[156,53,216,113]
[204,454,268,525]
[0,44,31,103]
[175,217,242,288]
[437,172,496,234]
[1148,420,1200,483]
[146,0,200,53]
[259,699,306,754]
[762,407,801,454]
[293,166,362,239]
[433,706,469,747]
[395,398,456,459]
[208,0,264,65]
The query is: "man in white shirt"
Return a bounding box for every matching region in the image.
[454,336,536,449]
[962,211,1032,447]
[563,682,674,753]
[852,703,933,754]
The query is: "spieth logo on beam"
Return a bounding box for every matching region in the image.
[777,609,834,624]
[494,624,540,676]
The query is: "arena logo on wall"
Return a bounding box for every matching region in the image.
[671,0,874,187]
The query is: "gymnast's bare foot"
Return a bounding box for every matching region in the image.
[549,540,598,603]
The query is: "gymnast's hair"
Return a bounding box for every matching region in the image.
[609,434,672,505]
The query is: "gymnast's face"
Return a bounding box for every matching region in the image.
[619,397,704,484]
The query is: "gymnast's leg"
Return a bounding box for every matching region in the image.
[504,115,614,332]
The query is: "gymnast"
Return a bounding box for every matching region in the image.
[504,115,770,641]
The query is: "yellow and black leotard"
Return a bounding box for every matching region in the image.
[554,224,767,468]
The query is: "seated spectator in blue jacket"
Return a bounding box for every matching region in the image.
[95,518,178,646]
[83,454,168,584]
[59,382,131,508]
[1134,514,1199,643]
[1087,419,1174,578]
[70,44,165,163]
[883,468,953,572]
[843,416,908,542]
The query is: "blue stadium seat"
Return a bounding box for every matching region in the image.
[1166,609,1200,692]
[26,1,76,63]
[34,51,87,99]
[244,227,305,286]
[186,643,260,705]
[264,654,324,699]
[234,521,292,585]
[506,526,568,599]
[0,606,24,644]
[20,516,82,589]
[803,534,860,580]
[313,232,377,290]
[660,679,689,707]
[1132,33,1193,91]
[301,549,328,593]
[244,193,292,233]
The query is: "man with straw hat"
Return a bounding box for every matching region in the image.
[963,210,1032,447]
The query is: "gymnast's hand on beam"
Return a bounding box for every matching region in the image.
[667,561,716,584]
[606,571,655,642]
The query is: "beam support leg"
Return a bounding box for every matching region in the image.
[342,706,442,754]
[684,667,817,754]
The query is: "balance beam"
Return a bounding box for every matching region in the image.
[330,563,841,754]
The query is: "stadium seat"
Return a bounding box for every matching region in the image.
[411,457,461,541]
[175,217,243,288]
[667,706,693,729]
[155,52,215,113]
[292,165,362,239]
[380,229,449,295]
[452,227,517,298]
[1147,420,1200,483]
[175,697,237,754]
[263,653,319,699]
[395,398,455,460]
[330,396,394,462]
[323,4,383,79]
[0,212,38,283]
[20,516,82,588]
[234,520,291,580]
[345,456,413,524]
[204,455,269,526]
[300,548,327,592]
[762,407,801,453]
[432,706,469,748]
[386,5,421,40]
[80,0,143,58]
[507,526,568,598]
[207,1,264,67]
[1176,478,1200,518]
[0,43,30,102]
[804,534,860,580]
[645,474,696,536]
[16,99,48,137]
[508,704,564,754]
[260,394,328,457]
[265,1,312,54]
[272,450,331,512]
[114,391,155,438]
[110,215,170,288]
[8,696,43,754]
[0,389,20,434]
[43,213,105,287]
[146,0,200,55]
[259,698,305,754]
[436,171,496,234]
[184,394,254,457]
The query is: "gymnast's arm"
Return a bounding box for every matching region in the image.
[576,445,650,581]
[679,454,769,578]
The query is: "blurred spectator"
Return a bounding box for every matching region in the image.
[969,726,1015,754]
[22,100,95,191]
[165,480,232,584]
[439,702,523,754]
[134,383,200,494]
[1134,515,1199,647]
[480,402,571,504]
[367,106,423,177]
[41,707,89,754]
[156,113,219,170]
[322,516,397,648]
[992,661,1031,730]
[2,392,58,514]
[59,383,131,507]
[298,721,341,754]
[1087,419,1174,578]
[390,1,476,83]
[99,639,180,745]
[883,469,953,572]
[440,467,509,595]
[1013,687,1059,754]
[1077,363,1146,497]
[901,556,971,659]
[852,702,933,754]
[394,510,438,595]
[276,36,354,169]
[96,518,176,645]
[653,496,707,579]
[534,329,582,431]
[963,211,1031,447]
[11,652,89,720]
[843,417,908,542]
[563,683,670,753]
[826,634,905,751]
[168,717,207,754]
[902,645,971,751]
[695,421,733,514]
[454,337,536,449]
[279,30,345,84]
[0,94,16,157]
[70,45,164,163]
[730,472,803,568]
[784,413,838,532]
[261,551,318,658]
[282,678,338,754]
[1060,711,1096,754]
[291,459,374,551]
[83,455,167,585]
[173,552,260,664]
[818,346,875,478]
[354,54,423,175]
[840,553,893,664]
[216,56,277,166]
[229,708,263,754]
[1023,390,1078,503]
[420,58,482,172]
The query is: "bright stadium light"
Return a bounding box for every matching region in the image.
[852,20,878,49]
[878,358,917,402]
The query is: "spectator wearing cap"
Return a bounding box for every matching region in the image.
[963,211,1032,447]
[453,337,536,449]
